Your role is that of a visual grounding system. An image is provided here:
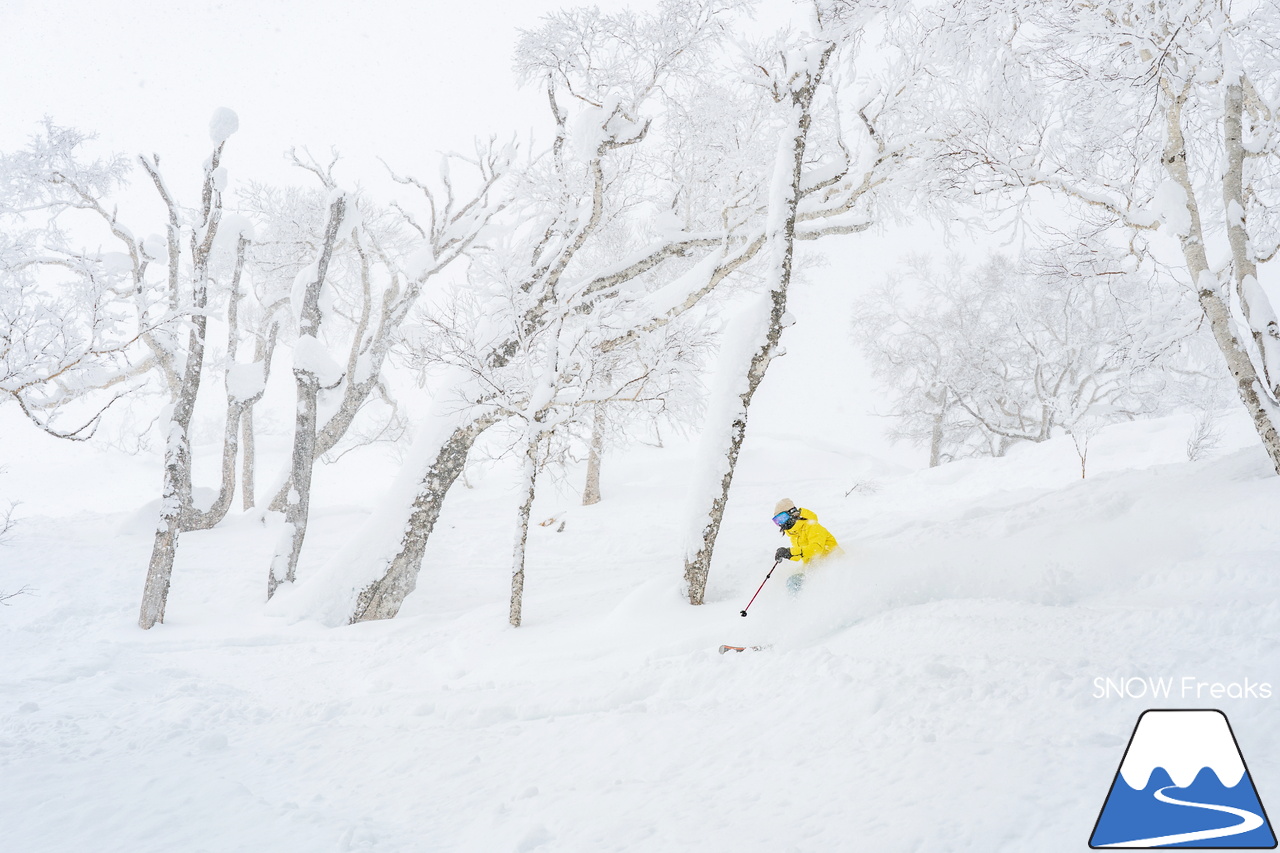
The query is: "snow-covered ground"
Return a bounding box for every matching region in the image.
[4,387,1280,851]
[7,0,1280,848]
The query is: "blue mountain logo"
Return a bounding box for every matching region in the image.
[1090,709,1276,848]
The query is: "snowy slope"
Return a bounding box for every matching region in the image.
[4,397,1280,852]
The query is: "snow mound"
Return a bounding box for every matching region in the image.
[208,107,239,144]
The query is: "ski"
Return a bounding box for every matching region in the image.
[718,644,767,654]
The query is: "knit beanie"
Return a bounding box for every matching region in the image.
[774,498,796,515]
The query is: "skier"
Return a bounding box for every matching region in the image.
[771,498,840,595]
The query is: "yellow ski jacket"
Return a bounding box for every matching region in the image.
[783,508,840,565]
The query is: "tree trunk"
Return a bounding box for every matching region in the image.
[682,43,833,606]
[928,387,948,468]
[183,399,246,529]
[264,241,430,513]
[138,145,225,630]
[241,406,256,511]
[1222,75,1280,401]
[138,277,210,629]
[139,524,179,629]
[349,417,494,622]
[582,403,605,506]
[1196,288,1280,474]
[509,434,540,627]
[266,318,385,512]
[681,351,761,606]
[267,194,346,599]
[185,235,250,531]
[240,318,279,512]
[1161,85,1280,475]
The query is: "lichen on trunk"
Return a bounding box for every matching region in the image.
[349,417,494,623]
[267,195,346,599]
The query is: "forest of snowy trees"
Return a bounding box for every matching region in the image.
[3,0,1280,628]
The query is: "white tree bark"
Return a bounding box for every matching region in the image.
[267,194,346,599]
[509,433,541,628]
[582,404,605,506]
[139,142,227,629]
[1160,82,1280,475]
[1222,74,1280,404]
[928,386,948,469]
[241,407,257,511]
[240,319,280,511]
[185,234,250,531]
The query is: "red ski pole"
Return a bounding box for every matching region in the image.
[740,559,781,617]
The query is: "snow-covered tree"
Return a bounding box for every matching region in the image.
[138,110,245,629]
[0,469,15,547]
[223,210,284,512]
[254,146,510,514]
[0,124,150,439]
[334,0,767,624]
[854,250,1208,465]
[266,192,348,597]
[233,178,350,514]
[228,143,509,599]
[0,116,257,628]
[308,0,934,620]
[679,34,836,605]
[680,0,950,605]
[946,0,1280,473]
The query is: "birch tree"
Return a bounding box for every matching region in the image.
[194,232,256,525]
[853,250,1207,464]
[138,111,242,629]
[0,116,255,628]
[257,146,509,515]
[681,37,835,605]
[230,144,507,598]
[319,0,925,621]
[266,192,347,597]
[234,180,345,512]
[947,0,1280,473]
[229,233,284,511]
[338,0,763,624]
[680,0,944,605]
[581,404,607,505]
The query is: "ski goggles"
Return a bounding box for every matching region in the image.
[772,511,793,527]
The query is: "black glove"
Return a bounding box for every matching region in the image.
[775,547,793,561]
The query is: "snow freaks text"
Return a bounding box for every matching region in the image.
[1093,677,1274,701]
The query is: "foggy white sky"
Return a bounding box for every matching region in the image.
[3,0,800,184]
[0,0,925,468]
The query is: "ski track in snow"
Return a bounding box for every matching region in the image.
[1101,785,1264,847]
